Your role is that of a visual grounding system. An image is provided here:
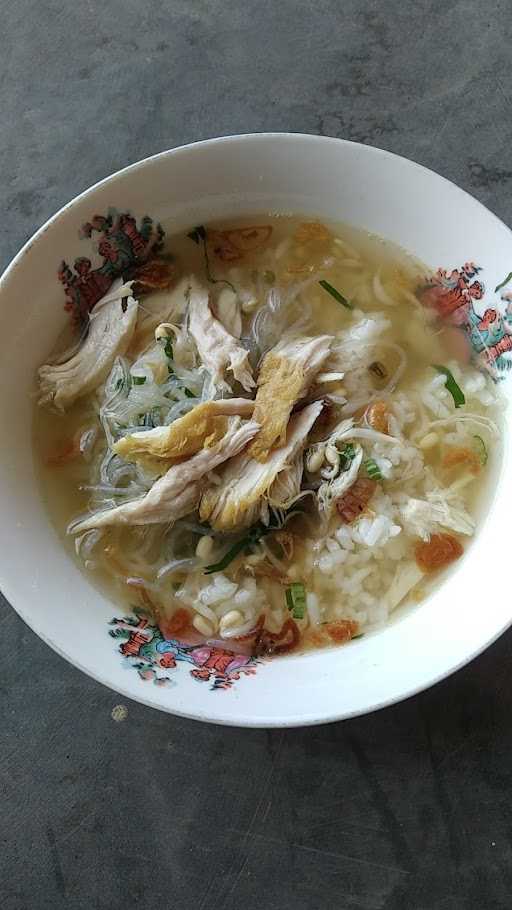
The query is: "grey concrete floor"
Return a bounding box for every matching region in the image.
[2,1,512,908]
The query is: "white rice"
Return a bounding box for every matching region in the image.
[184,346,499,639]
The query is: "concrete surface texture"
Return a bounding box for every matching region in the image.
[1,1,512,908]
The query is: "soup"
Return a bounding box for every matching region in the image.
[34,216,502,657]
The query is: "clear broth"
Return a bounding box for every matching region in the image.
[33,216,502,652]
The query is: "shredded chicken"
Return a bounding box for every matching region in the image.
[266,452,304,509]
[212,287,242,338]
[138,276,190,323]
[113,398,255,472]
[317,445,364,518]
[248,335,332,461]
[129,277,191,358]
[399,494,476,540]
[70,417,260,531]
[326,314,392,372]
[187,278,254,392]
[200,401,323,532]
[386,562,424,611]
[39,284,138,411]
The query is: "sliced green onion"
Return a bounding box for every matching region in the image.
[204,523,270,574]
[318,279,354,310]
[115,377,124,391]
[286,582,306,620]
[163,336,174,360]
[131,375,146,386]
[433,365,465,408]
[160,335,175,377]
[364,458,383,481]
[473,435,488,466]
[184,388,195,398]
[204,538,252,575]
[495,271,512,293]
[339,442,356,469]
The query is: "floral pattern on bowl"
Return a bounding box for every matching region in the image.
[58,210,164,325]
[422,262,512,376]
[109,612,260,691]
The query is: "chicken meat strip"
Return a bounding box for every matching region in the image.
[39,282,138,411]
[70,417,260,532]
[248,334,332,461]
[114,397,255,472]
[187,278,254,393]
[200,400,323,532]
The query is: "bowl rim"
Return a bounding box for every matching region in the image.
[3,131,512,291]
[2,131,512,728]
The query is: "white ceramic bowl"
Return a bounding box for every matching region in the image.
[1,134,511,727]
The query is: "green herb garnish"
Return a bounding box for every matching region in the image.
[285,582,306,620]
[433,365,465,408]
[204,509,302,574]
[159,335,175,376]
[187,224,236,293]
[364,458,383,481]
[319,279,354,310]
[495,271,512,293]
[473,434,488,466]
[163,336,174,360]
[184,388,195,398]
[115,378,124,391]
[339,443,356,470]
[131,375,146,386]
[204,522,272,575]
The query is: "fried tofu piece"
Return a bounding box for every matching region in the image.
[200,401,323,532]
[113,398,255,473]
[248,335,332,461]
